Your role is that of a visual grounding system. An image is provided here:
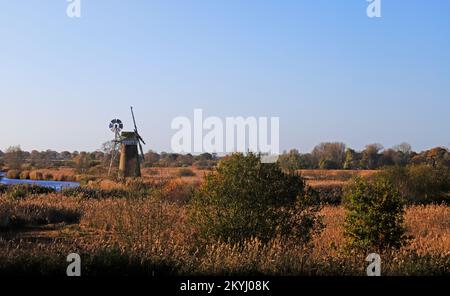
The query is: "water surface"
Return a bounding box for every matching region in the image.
[0,172,80,192]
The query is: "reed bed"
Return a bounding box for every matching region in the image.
[0,183,448,275]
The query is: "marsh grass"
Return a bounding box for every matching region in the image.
[0,178,448,275]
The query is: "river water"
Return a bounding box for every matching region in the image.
[0,172,80,192]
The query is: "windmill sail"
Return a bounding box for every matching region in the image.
[130,106,146,161]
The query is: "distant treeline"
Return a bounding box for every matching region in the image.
[1,142,449,172]
[278,142,450,170]
[0,145,218,173]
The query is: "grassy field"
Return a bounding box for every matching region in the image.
[0,168,449,275]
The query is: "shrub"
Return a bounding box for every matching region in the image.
[189,153,321,244]
[377,165,450,204]
[6,170,20,179]
[343,177,408,252]
[312,184,343,205]
[176,168,196,177]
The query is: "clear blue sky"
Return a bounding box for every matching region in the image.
[1,0,449,153]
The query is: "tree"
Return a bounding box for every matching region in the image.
[3,146,26,170]
[189,153,321,243]
[319,159,340,169]
[298,153,314,169]
[197,153,213,161]
[343,148,361,169]
[393,142,412,155]
[73,152,92,173]
[379,165,450,204]
[312,142,346,169]
[425,147,449,168]
[278,149,302,171]
[178,153,194,167]
[384,142,413,166]
[60,151,72,160]
[361,143,383,169]
[144,150,161,167]
[343,177,408,252]
[379,149,396,167]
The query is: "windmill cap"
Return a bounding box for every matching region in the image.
[120,131,139,145]
[121,131,138,138]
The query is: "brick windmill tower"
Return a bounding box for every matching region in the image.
[108,107,146,178]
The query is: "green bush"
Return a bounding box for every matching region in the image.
[377,165,450,204]
[189,153,321,244]
[343,177,408,252]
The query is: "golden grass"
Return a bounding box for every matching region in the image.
[404,205,450,256]
[0,180,448,275]
[142,167,209,183]
[312,205,450,258]
[307,180,348,187]
[146,168,378,189]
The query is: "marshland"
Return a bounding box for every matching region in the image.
[0,145,448,275]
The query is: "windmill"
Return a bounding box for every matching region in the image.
[107,107,146,178]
